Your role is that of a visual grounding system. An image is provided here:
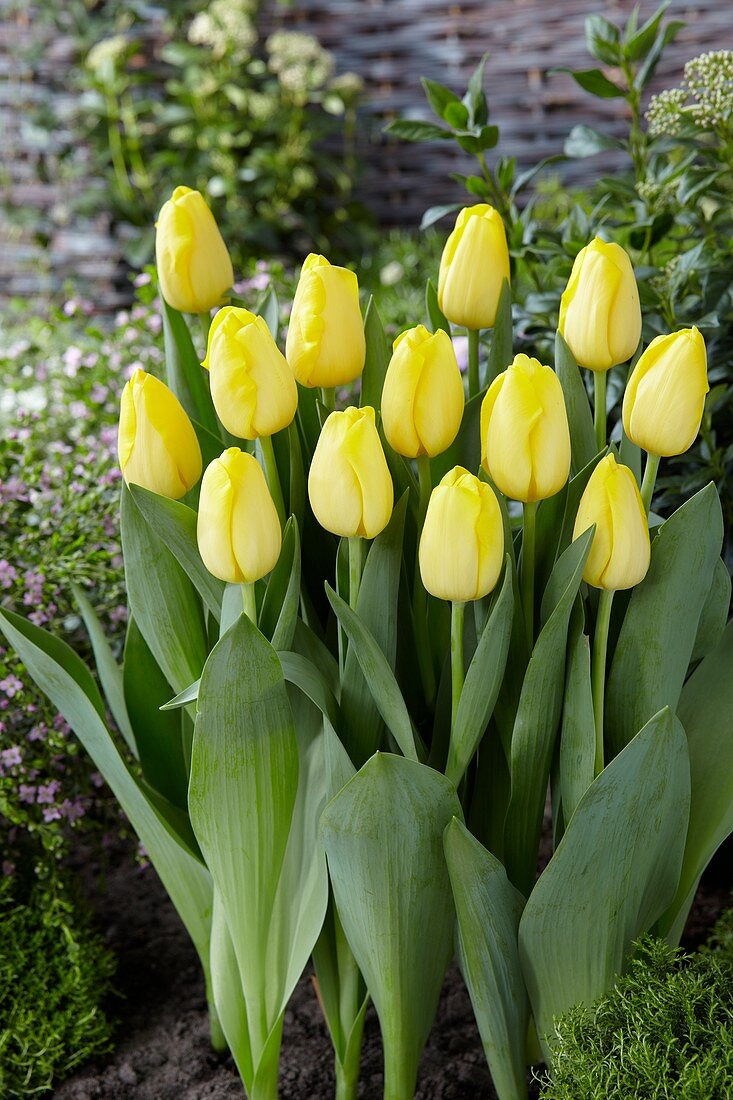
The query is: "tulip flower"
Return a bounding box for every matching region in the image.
[558,238,641,373]
[197,448,282,586]
[308,406,393,541]
[202,305,298,446]
[118,369,202,500]
[286,254,365,390]
[437,205,510,332]
[155,186,233,314]
[623,327,708,458]
[419,467,504,604]
[481,353,571,503]
[381,325,465,459]
[573,453,650,592]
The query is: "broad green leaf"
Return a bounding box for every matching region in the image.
[486,280,512,386]
[321,754,462,1100]
[420,204,462,233]
[292,618,340,700]
[326,584,418,762]
[189,615,302,1075]
[73,583,136,756]
[444,819,529,1100]
[278,650,340,728]
[123,617,190,811]
[340,496,407,766]
[431,389,484,484]
[0,609,215,1003]
[519,707,690,1058]
[561,67,625,98]
[606,483,723,757]
[690,557,730,665]
[121,484,208,694]
[128,484,224,620]
[446,560,513,785]
[658,621,733,942]
[360,297,390,411]
[425,278,451,335]
[162,297,219,436]
[257,287,279,339]
[503,529,593,895]
[210,890,252,1083]
[564,124,623,158]
[259,516,301,652]
[540,523,595,626]
[585,13,620,64]
[555,332,595,474]
[421,76,461,119]
[624,1,668,59]
[559,600,595,822]
[635,20,684,90]
[384,118,453,142]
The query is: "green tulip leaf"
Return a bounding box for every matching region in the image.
[259,516,301,651]
[658,620,733,942]
[446,559,514,785]
[361,297,391,411]
[503,528,593,895]
[210,890,252,1083]
[73,583,136,756]
[519,707,690,1058]
[321,754,462,1099]
[128,484,224,621]
[121,484,209,694]
[555,332,596,475]
[606,483,723,757]
[558,600,595,823]
[0,608,215,1012]
[257,286,279,339]
[162,297,219,437]
[444,819,529,1100]
[425,278,451,336]
[431,389,485,484]
[486,279,512,386]
[326,583,418,762]
[690,556,731,665]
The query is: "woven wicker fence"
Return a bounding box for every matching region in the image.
[0,0,730,305]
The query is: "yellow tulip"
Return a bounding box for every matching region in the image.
[285,254,365,388]
[155,186,233,314]
[197,448,281,583]
[622,327,708,457]
[573,453,650,591]
[558,238,641,371]
[308,406,393,538]
[437,204,510,330]
[118,369,202,499]
[481,353,571,502]
[381,325,465,458]
[201,306,298,440]
[419,467,504,602]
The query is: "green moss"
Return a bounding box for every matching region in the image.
[539,927,733,1100]
[0,873,115,1097]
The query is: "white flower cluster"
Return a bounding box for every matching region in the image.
[647,50,733,136]
[188,0,258,60]
[266,31,335,95]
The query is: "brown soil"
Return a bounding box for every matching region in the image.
[53,839,732,1100]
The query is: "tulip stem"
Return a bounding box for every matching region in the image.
[198,311,212,354]
[242,582,257,626]
[467,329,481,398]
[640,452,660,515]
[450,601,466,736]
[259,434,287,528]
[521,501,537,653]
[320,387,336,413]
[417,455,432,527]
[348,537,363,611]
[592,589,614,777]
[594,371,607,453]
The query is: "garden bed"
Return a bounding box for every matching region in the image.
[55,836,732,1099]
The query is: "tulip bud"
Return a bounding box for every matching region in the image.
[197,448,281,583]
[308,406,393,538]
[285,254,365,388]
[381,325,465,458]
[481,353,571,502]
[437,204,510,330]
[155,186,233,314]
[419,467,504,602]
[201,306,298,440]
[558,238,641,371]
[572,453,650,591]
[622,327,708,457]
[118,369,202,500]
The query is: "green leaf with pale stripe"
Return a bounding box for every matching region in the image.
[559,600,595,823]
[360,297,390,411]
[519,707,689,1059]
[606,483,723,757]
[444,819,529,1100]
[555,331,595,475]
[691,557,731,665]
[73,583,136,756]
[162,298,219,436]
[486,279,512,386]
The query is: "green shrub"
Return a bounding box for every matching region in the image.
[0,871,115,1097]
[538,926,733,1100]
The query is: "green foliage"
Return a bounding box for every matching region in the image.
[0,871,115,1097]
[33,1,366,265]
[538,931,733,1100]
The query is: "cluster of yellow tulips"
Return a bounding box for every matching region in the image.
[121,188,709,621]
